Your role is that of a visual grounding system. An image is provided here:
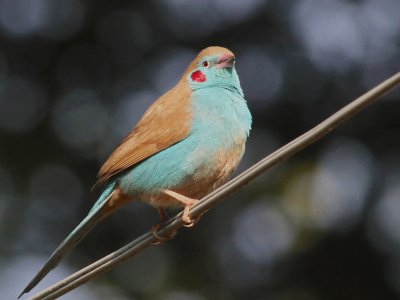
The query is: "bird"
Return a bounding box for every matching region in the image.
[19,46,252,297]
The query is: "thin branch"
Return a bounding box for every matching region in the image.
[28,72,400,300]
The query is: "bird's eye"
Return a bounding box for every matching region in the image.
[202,61,210,68]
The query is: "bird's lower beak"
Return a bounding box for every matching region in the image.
[216,53,235,69]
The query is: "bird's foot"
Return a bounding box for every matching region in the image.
[163,190,200,228]
[150,223,177,245]
[150,208,176,245]
[182,204,203,227]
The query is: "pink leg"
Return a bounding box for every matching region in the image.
[163,190,200,227]
[151,208,176,244]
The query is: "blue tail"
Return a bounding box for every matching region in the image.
[19,184,115,298]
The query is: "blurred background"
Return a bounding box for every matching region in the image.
[0,0,400,299]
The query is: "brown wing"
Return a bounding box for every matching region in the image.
[92,81,192,189]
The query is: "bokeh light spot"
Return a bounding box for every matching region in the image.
[237,48,283,106]
[310,138,373,230]
[37,0,84,40]
[114,248,169,294]
[368,176,400,253]
[233,201,294,264]
[159,0,265,38]
[158,0,218,38]
[0,78,46,133]
[0,0,84,39]
[214,0,265,23]
[0,255,97,300]
[291,0,364,73]
[283,138,373,231]
[0,0,47,36]
[21,164,83,251]
[52,90,109,149]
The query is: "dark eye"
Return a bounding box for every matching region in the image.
[202,61,210,68]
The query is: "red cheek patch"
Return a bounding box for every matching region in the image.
[191,70,206,82]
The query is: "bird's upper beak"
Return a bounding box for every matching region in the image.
[216,53,235,69]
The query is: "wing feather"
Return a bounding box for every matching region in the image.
[93,81,192,189]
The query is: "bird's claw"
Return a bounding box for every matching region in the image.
[150,208,177,245]
[150,223,177,245]
[182,217,195,227]
[182,205,204,228]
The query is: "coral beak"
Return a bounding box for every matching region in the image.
[216,53,235,69]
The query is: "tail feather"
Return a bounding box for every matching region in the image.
[19,186,116,298]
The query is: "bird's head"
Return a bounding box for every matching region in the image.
[184,46,241,92]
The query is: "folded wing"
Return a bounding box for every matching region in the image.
[93,82,192,189]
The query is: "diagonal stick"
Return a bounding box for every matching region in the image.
[27,72,400,300]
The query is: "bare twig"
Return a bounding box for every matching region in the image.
[28,72,400,300]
